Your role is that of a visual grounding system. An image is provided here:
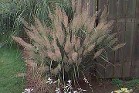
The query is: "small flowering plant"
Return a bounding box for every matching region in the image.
[111,88,133,93]
[45,77,87,93]
[22,88,33,93]
[46,77,58,84]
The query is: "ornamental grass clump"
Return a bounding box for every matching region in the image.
[13,0,124,92]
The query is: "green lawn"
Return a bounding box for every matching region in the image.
[0,45,25,93]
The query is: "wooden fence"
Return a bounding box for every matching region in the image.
[83,0,139,78]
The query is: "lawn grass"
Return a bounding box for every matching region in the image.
[0,45,25,93]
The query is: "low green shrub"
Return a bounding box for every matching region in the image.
[112,79,139,89]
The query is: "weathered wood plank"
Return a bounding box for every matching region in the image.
[127,0,137,18]
[113,22,125,78]
[133,0,139,77]
[117,0,125,18]
[98,0,107,11]
[108,0,117,19]
[105,64,114,78]
[137,0,139,20]
[134,23,139,77]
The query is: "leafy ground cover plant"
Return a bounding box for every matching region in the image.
[112,79,139,93]
[111,88,133,93]
[12,0,125,92]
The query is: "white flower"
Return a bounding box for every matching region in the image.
[77,88,87,92]
[46,77,58,84]
[55,88,61,93]
[53,80,58,84]
[73,91,78,93]
[63,80,74,93]
[67,80,72,84]
[48,77,52,81]
[22,88,33,93]
[64,80,73,89]
[46,77,53,84]
[83,77,89,84]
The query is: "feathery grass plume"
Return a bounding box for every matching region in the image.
[12,36,33,50]
[71,0,77,11]
[94,48,104,59]
[83,43,96,55]
[76,0,82,14]
[12,0,125,92]
[112,43,126,51]
[13,2,122,73]
[107,33,117,41]
[109,38,118,46]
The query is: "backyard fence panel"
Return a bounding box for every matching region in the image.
[93,0,139,78]
[122,0,137,78]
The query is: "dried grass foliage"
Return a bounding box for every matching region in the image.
[12,0,125,92]
[12,0,122,74]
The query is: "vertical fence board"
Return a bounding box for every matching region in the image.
[98,0,107,10]
[114,22,125,78]
[134,23,139,78]
[117,0,125,18]
[133,0,139,77]
[134,24,139,77]
[108,0,117,19]
[136,0,139,71]
[135,0,139,78]
[127,0,137,18]
[119,0,127,78]
[122,22,134,77]
[124,23,134,62]
[129,0,137,77]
